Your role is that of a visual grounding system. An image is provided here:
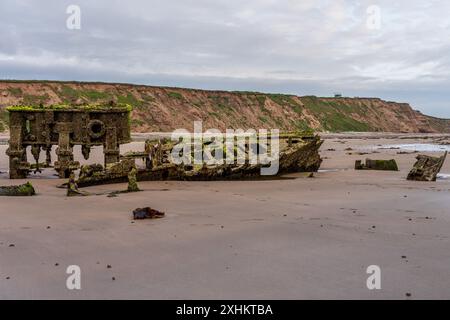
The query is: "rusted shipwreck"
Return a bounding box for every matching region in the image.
[5,103,323,187]
[407,152,447,182]
[6,102,131,179]
[76,133,323,187]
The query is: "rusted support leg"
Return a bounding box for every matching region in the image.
[6,125,27,179]
[104,127,119,166]
[55,130,73,178]
[45,145,52,166]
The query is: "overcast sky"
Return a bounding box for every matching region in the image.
[1,0,449,117]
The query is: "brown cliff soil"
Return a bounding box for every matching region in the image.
[0,80,448,133]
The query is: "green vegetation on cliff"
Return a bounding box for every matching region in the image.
[6,103,132,112]
[0,80,448,133]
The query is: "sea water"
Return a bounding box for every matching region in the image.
[375,144,450,152]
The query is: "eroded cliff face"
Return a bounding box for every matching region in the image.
[0,80,449,133]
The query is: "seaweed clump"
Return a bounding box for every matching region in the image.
[0,181,36,196]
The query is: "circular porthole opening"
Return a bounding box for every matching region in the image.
[88,120,106,139]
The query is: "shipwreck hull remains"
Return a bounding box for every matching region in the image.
[407,152,447,182]
[76,134,323,187]
[6,103,131,179]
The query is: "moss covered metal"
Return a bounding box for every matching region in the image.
[6,102,131,179]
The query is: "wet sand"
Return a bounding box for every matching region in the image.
[0,134,449,299]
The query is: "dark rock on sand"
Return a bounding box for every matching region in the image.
[132,207,165,220]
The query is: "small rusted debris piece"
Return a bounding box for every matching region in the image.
[355,158,399,171]
[0,181,35,196]
[67,172,86,196]
[133,207,165,220]
[407,152,447,182]
[127,167,140,192]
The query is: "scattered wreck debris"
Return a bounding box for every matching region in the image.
[79,163,104,180]
[127,167,140,192]
[407,152,447,182]
[133,207,165,220]
[355,158,399,171]
[67,172,87,196]
[77,158,136,187]
[6,102,131,179]
[0,181,35,196]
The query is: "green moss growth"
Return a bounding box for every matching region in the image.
[232,91,262,95]
[17,182,36,196]
[255,95,270,113]
[167,91,184,100]
[7,87,23,97]
[256,95,266,107]
[300,96,372,132]
[0,182,36,196]
[81,90,112,101]
[7,103,133,112]
[321,114,370,132]
[130,118,145,127]
[295,119,312,131]
[373,159,399,171]
[117,93,143,109]
[59,86,112,102]
[60,85,81,102]
[259,115,269,123]
[268,94,302,114]
[22,93,50,106]
[193,101,204,108]
[208,95,234,114]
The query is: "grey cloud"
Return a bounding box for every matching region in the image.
[0,0,449,117]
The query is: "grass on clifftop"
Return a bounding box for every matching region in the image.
[300,96,372,132]
[6,103,133,112]
[2,82,435,132]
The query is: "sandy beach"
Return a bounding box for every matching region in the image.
[0,133,449,299]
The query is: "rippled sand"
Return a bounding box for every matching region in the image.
[0,133,449,299]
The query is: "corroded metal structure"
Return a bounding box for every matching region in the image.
[407,152,447,182]
[76,133,324,187]
[6,103,131,179]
